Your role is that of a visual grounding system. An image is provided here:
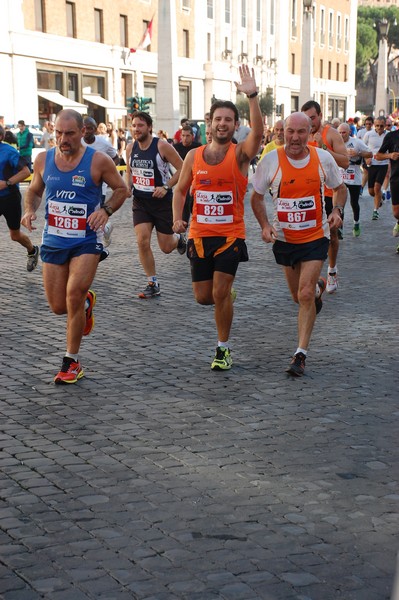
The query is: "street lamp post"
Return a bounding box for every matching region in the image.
[375,18,390,117]
[299,0,313,109]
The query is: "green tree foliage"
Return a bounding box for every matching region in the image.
[236,92,274,120]
[357,6,399,85]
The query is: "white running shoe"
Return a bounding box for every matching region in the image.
[103,222,113,247]
[326,270,338,293]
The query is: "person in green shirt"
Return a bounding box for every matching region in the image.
[16,120,34,170]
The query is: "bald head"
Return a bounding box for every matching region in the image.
[284,112,312,159]
[273,119,285,143]
[56,109,83,129]
[338,122,350,142]
[285,112,312,132]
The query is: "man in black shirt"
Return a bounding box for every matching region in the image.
[174,125,202,223]
[375,130,399,252]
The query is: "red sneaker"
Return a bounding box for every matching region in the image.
[83,289,96,336]
[54,357,84,384]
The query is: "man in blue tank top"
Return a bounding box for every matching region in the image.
[0,125,39,271]
[21,109,129,384]
[125,111,186,299]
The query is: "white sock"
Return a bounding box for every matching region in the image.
[328,265,337,274]
[218,341,229,349]
[149,276,158,285]
[295,347,307,356]
[65,352,79,361]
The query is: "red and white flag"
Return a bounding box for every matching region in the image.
[130,18,153,52]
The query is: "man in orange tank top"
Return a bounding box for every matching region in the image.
[250,112,347,377]
[172,65,263,371]
[301,101,348,294]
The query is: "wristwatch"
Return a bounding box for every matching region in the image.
[333,205,344,217]
[163,184,169,191]
[6,180,12,187]
[102,204,113,216]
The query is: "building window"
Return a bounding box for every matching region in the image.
[66,2,76,38]
[336,62,340,81]
[82,74,104,96]
[320,59,323,78]
[328,11,333,47]
[270,0,274,35]
[207,0,213,19]
[337,14,341,50]
[68,73,78,101]
[144,84,156,116]
[291,53,295,74]
[291,0,297,37]
[207,33,211,61]
[291,95,299,112]
[34,0,45,31]
[241,0,246,28]
[344,63,348,81]
[38,70,63,92]
[344,17,349,52]
[328,60,332,79]
[142,20,151,51]
[179,86,190,119]
[183,29,189,57]
[182,0,190,8]
[313,5,316,42]
[257,0,261,32]
[225,0,230,23]
[120,15,128,47]
[320,7,325,45]
[94,9,103,43]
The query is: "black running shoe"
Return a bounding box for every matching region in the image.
[27,245,39,272]
[286,352,306,377]
[138,282,161,299]
[177,233,187,255]
[315,277,326,315]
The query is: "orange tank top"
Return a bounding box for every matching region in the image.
[308,125,333,196]
[275,145,328,244]
[189,143,248,239]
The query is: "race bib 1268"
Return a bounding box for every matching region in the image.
[47,200,87,238]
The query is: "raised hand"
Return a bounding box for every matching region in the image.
[234,64,258,97]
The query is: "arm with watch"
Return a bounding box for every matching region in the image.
[86,152,130,233]
[152,139,183,198]
[328,183,347,230]
[0,158,30,191]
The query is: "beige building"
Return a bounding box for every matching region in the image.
[0,0,358,131]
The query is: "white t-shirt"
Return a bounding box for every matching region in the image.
[363,130,389,166]
[82,136,118,194]
[341,138,371,186]
[252,146,343,196]
[252,147,343,241]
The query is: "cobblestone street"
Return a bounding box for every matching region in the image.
[0,185,398,599]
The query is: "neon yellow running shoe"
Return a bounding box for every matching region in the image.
[211,347,233,371]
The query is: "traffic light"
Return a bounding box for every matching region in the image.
[139,97,152,113]
[127,96,140,114]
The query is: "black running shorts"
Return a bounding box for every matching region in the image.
[0,188,22,230]
[132,196,173,234]
[188,237,248,282]
[273,237,329,268]
[368,165,388,189]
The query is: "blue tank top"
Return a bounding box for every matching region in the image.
[42,146,102,248]
[129,137,171,200]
